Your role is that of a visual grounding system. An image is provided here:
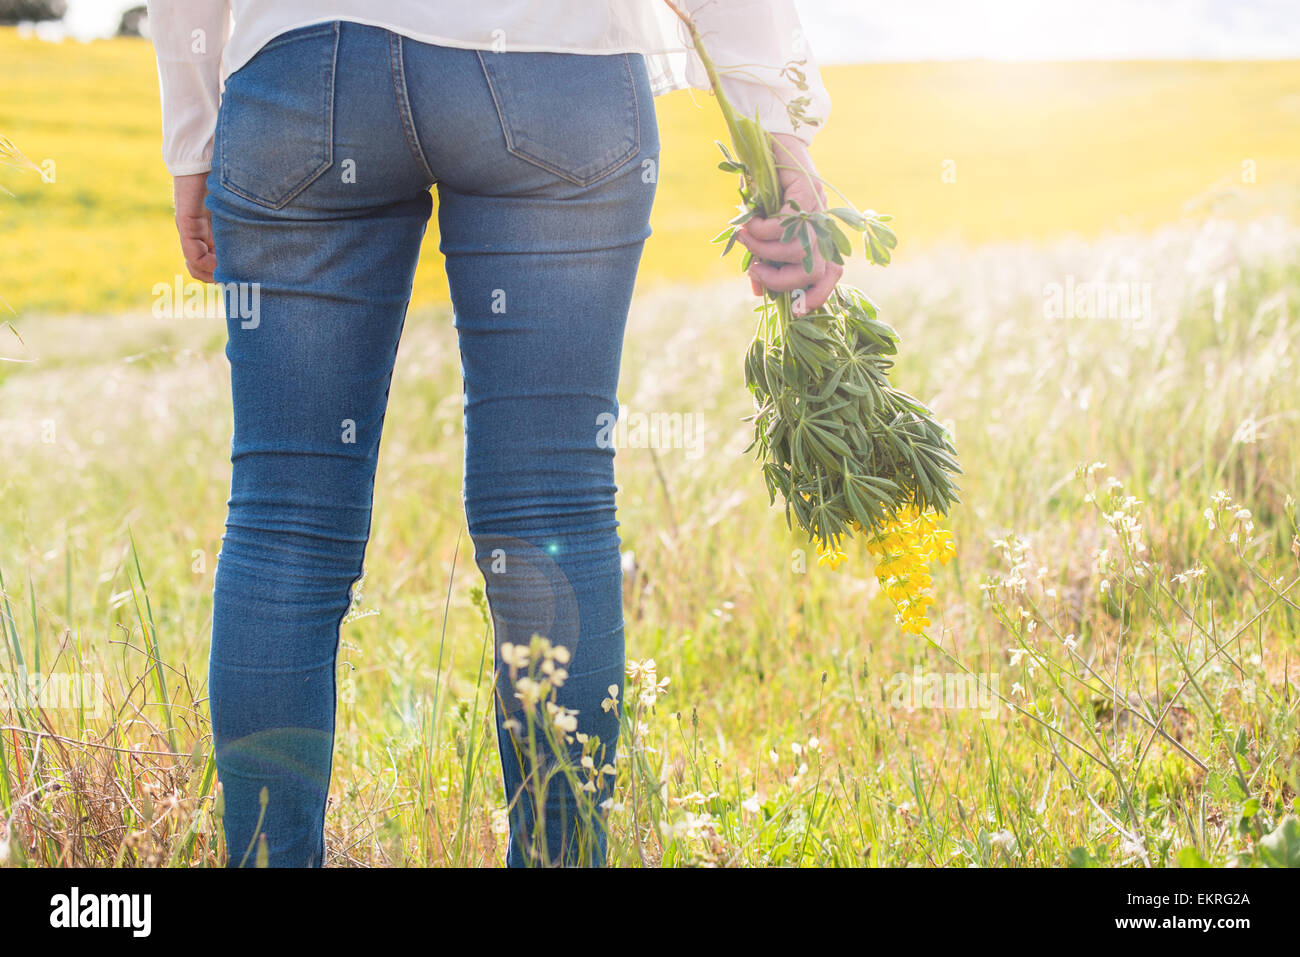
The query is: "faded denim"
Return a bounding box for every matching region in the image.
[205,19,658,867]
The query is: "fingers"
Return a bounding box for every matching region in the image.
[746,247,841,312]
[177,215,217,283]
[747,259,809,294]
[738,171,832,270]
[799,261,842,313]
[734,226,804,265]
[745,208,836,302]
[740,214,788,243]
[172,172,217,283]
[741,136,842,310]
[748,257,829,295]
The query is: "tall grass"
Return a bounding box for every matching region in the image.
[0,216,1297,866]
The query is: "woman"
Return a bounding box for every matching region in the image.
[146,0,839,867]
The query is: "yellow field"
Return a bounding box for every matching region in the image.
[2,27,1300,316]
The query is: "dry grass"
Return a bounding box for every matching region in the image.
[2,215,1297,866]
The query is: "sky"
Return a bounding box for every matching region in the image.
[800,0,1300,63]
[47,0,1300,62]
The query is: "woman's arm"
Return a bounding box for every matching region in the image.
[146,0,230,175]
[679,0,832,146]
[146,0,229,282]
[681,1,841,311]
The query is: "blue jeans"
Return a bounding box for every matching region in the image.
[205,20,658,867]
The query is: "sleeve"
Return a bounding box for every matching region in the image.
[682,0,831,145]
[145,0,231,176]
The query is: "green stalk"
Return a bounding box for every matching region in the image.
[127,530,178,755]
[665,0,959,554]
[664,1,794,337]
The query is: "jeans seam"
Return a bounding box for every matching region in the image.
[389,33,437,185]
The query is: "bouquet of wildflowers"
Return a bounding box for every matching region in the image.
[664,3,961,633]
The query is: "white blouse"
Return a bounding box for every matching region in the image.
[145,1,832,176]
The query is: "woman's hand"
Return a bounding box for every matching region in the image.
[736,132,842,315]
[173,172,217,283]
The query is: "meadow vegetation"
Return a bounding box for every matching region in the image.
[1,28,1297,867]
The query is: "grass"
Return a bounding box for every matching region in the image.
[1,215,1297,866]
[1,26,1297,868]
[2,27,1300,314]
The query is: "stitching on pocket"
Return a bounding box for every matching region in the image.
[219,22,338,209]
[476,50,640,187]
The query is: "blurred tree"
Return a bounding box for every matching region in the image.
[117,4,148,37]
[0,0,67,23]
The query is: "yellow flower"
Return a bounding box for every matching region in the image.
[817,543,848,570]
[898,615,930,635]
[861,503,954,638]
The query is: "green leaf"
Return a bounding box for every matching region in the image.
[866,230,891,265]
[1175,846,1210,868]
[828,220,853,257]
[1065,846,1099,868]
[1232,727,1249,756]
[869,220,898,249]
[1258,815,1300,868]
[816,227,837,264]
[1224,774,1249,803]
[827,206,866,230]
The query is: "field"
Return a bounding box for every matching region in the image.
[3,29,1300,314]
[0,28,1298,867]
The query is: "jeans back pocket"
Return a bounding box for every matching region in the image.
[218,22,339,209]
[476,50,641,187]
